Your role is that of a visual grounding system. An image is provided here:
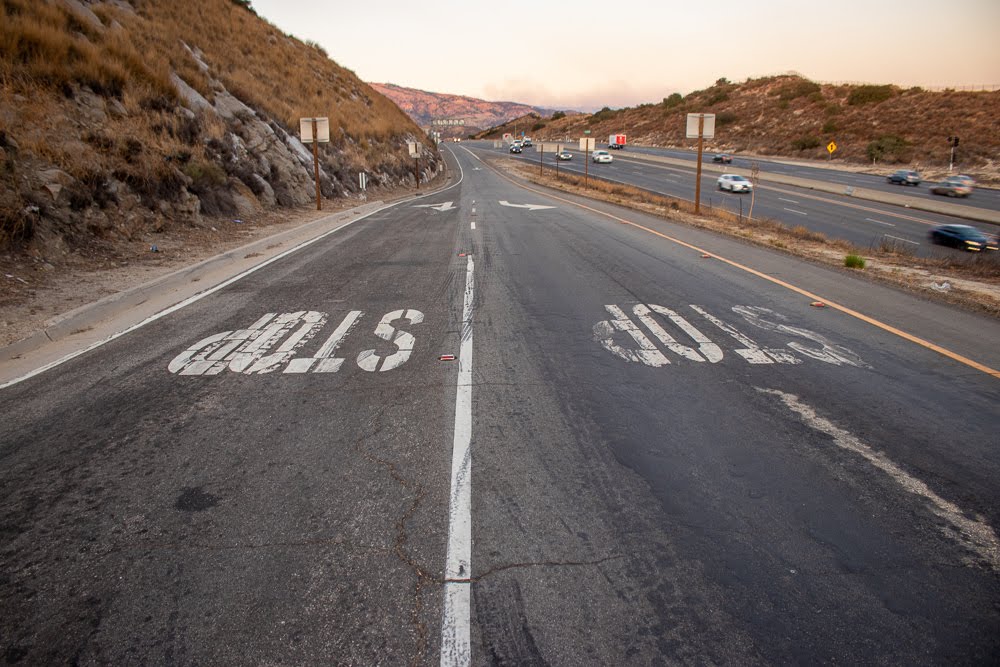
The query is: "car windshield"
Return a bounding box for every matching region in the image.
[949,226,982,238]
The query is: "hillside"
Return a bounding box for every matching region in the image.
[477,75,1000,174]
[369,83,567,137]
[0,0,439,261]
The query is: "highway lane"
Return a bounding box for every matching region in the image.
[615,143,1000,212]
[2,144,999,664]
[485,142,999,258]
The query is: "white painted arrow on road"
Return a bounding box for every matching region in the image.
[498,201,556,211]
[414,201,456,212]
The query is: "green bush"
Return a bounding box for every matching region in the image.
[662,92,683,108]
[822,120,838,134]
[866,135,909,162]
[551,111,566,120]
[791,135,822,150]
[716,111,738,126]
[776,80,820,101]
[531,122,545,132]
[848,85,894,105]
[844,254,866,269]
[183,160,227,192]
[707,91,729,105]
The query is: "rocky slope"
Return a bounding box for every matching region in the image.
[477,75,1000,174]
[0,0,440,262]
[369,83,566,137]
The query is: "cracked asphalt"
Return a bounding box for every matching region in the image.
[1,146,999,664]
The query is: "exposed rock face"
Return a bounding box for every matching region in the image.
[0,0,439,261]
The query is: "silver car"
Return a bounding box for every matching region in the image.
[591,150,613,163]
[717,174,752,193]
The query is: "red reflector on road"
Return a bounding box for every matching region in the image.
[810,301,826,308]
[701,254,711,258]
[439,354,456,361]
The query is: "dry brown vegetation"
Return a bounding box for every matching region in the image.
[0,0,435,256]
[494,158,1000,316]
[478,75,1000,182]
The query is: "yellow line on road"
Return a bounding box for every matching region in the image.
[477,154,1000,379]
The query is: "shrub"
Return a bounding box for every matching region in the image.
[866,135,909,162]
[531,122,545,132]
[706,91,729,105]
[662,93,683,108]
[848,85,894,105]
[551,111,565,120]
[844,254,866,269]
[716,111,738,126]
[824,103,840,116]
[792,135,822,150]
[776,80,820,101]
[822,120,838,134]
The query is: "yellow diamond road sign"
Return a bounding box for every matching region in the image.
[827,141,837,153]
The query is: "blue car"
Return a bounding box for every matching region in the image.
[928,224,998,252]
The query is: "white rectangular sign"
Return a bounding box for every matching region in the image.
[579,137,595,151]
[300,117,330,143]
[408,141,421,158]
[539,142,563,153]
[686,113,715,139]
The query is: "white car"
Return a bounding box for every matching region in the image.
[591,150,613,163]
[717,174,752,193]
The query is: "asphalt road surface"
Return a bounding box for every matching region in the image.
[489,142,1000,259]
[2,145,999,665]
[613,143,1000,213]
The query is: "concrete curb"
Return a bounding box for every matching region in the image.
[617,153,1000,226]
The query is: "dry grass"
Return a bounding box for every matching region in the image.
[481,74,1000,182]
[498,158,1000,316]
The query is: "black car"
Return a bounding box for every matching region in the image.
[887,169,921,186]
[928,224,998,252]
[712,153,732,164]
[608,143,624,150]
[509,144,522,154]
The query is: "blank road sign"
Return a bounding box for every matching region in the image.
[686,113,716,139]
[300,117,330,143]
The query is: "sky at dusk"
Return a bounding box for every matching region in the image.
[249,0,1000,110]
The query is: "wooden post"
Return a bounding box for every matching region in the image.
[694,115,704,214]
[311,119,321,211]
[415,156,419,190]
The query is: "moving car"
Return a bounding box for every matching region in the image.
[887,169,921,186]
[555,149,573,161]
[712,153,733,164]
[928,224,998,251]
[930,177,973,198]
[717,174,752,192]
[608,142,624,150]
[592,150,613,163]
[522,137,532,147]
[509,144,522,154]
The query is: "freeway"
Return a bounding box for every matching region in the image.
[614,143,1000,213]
[487,142,1000,258]
[1,145,999,664]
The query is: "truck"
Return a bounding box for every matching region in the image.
[608,134,626,149]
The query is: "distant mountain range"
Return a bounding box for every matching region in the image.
[369,83,571,134]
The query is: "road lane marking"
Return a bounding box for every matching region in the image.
[883,234,919,247]
[865,217,895,227]
[759,388,1000,570]
[498,200,556,211]
[2,152,471,390]
[414,202,456,212]
[783,207,808,216]
[778,197,799,204]
[470,222,476,230]
[469,150,1000,379]
[441,254,474,666]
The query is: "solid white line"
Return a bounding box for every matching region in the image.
[778,197,799,204]
[2,150,468,390]
[883,234,920,246]
[865,217,895,227]
[783,207,809,216]
[470,222,476,230]
[758,388,1000,570]
[441,254,474,666]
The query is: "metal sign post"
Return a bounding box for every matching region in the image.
[686,113,715,215]
[580,136,595,187]
[539,144,544,175]
[827,141,837,162]
[300,117,330,210]
[408,141,421,190]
